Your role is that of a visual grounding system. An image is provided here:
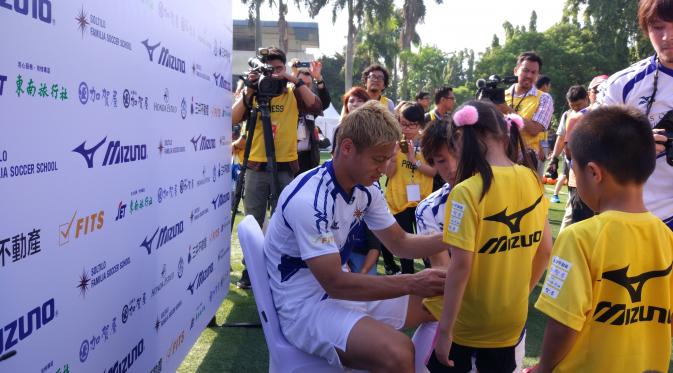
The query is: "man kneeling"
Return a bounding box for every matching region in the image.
[264,101,448,371]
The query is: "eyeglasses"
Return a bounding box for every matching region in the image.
[367,74,385,81]
[400,120,420,128]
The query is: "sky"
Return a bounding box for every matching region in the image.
[232,0,567,57]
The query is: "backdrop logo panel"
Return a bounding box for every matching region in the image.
[0,1,232,371]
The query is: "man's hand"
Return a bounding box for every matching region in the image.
[409,268,446,297]
[497,103,513,115]
[433,331,455,367]
[273,71,298,84]
[654,129,667,154]
[310,61,323,81]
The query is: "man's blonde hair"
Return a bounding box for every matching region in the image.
[337,100,401,152]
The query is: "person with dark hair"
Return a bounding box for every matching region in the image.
[547,85,589,205]
[416,91,431,112]
[426,100,552,372]
[293,61,332,174]
[231,45,322,236]
[500,51,555,177]
[587,74,608,109]
[535,75,552,93]
[531,105,673,372]
[361,64,396,112]
[381,102,436,275]
[598,0,673,231]
[415,120,456,269]
[425,86,456,123]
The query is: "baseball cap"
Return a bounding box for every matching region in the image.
[589,75,609,90]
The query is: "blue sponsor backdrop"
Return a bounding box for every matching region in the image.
[0,1,232,372]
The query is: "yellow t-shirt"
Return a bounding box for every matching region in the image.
[425,165,548,348]
[505,88,544,150]
[248,88,300,162]
[385,150,433,215]
[535,211,673,372]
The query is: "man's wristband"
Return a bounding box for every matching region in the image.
[294,79,305,89]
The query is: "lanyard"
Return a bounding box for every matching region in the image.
[646,56,660,117]
[509,86,533,113]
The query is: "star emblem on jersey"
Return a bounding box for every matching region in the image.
[601,262,673,303]
[483,195,542,233]
[353,208,364,221]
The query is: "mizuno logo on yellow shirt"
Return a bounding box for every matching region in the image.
[593,262,673,326]
[602,263,673,302]
[483,195,542,233]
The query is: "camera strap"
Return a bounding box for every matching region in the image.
[646,55,661,117]
[509,86,533,113]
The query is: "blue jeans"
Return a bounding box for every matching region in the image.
[348,252,378,275]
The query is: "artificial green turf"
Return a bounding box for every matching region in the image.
[178,161,673,372]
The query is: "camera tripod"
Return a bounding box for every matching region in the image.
[230,93,282,231]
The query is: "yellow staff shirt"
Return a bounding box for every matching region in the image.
[385,151,433,215]
[505,88,544,150]
[248,88,300,162]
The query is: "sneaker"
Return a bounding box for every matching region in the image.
[236,269,251,289]
[385,266,401,275]
[550,195,560,203]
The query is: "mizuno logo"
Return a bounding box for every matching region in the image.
[483,195,542,233]
[602,263,673,303]
[142,39,161,61]
[73,137,107,168]
[140,227,160,255]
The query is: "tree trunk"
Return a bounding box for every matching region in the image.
[254,0,262,51]
[278,1,289,53]
[344,0,355,91]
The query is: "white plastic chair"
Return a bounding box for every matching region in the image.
[238,215,345,372]
[411,322,437,373]
[238,214,436,372]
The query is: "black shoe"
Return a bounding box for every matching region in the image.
[384,265,401,275]
[236,269,251,289]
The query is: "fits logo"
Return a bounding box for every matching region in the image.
[73,137,147,168]
[190,135,216,152]
[478,196,543,254]
[59,210,104,246]
[142,39,185,73]
[593,262,673,326]
[140,221,184,255]
[0,298,55,355]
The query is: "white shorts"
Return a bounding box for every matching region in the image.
[282,295,409,367]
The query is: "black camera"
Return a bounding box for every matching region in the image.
[475,75,518,104]
[654,110,673,166]
[240,48,286,97]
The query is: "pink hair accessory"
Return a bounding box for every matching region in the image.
[505,113,525,131]
[452,105,479,127]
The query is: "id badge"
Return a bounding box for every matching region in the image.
[406,184,421,202]
[297,119,307,140]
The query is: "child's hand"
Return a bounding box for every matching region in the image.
[433,332,454,367]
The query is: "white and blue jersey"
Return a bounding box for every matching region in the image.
[599,55,673,227]
[415,183,451,235]
[264,161,396,327]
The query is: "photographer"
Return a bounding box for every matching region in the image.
[291,60,332,173]
[499,52,554,177]
[231,47,322,228]
[598,0,673,230]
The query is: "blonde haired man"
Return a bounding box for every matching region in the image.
[264,101,447,372]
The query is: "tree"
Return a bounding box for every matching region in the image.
[241,0,264,50]
[307,0,394,92]
[529,10,538,32]
[398,0,443,100]
[401,45,448,97]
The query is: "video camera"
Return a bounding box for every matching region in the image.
[655,110,673,166]
[240,48,286,98]
[475,75,518,104]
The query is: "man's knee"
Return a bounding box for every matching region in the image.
[379,334,414,370]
